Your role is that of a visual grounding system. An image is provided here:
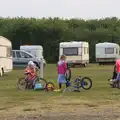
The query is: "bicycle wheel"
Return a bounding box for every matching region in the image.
[116,81,120,89]
[113,82,117,88]
[81,77,92,90]
[46,82,55,91]
[62,86,75,93]
[35,77,47,90]
[17,77,27,90]
[62,81,76,93]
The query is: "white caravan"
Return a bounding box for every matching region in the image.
[20,45,46,64]
[0,36,13,76]
[59,41,89,67]
[96,42,120,64]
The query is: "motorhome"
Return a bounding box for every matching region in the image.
[59,41,89,67]
[96,42,120,64]
[0,36,13,76]
[20,45,46,64]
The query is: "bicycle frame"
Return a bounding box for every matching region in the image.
[66,76,82,89]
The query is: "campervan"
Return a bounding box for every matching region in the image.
[96,42,120,64]
[20,45,46,65]
[59,41,89,67]
[0,36,13,76]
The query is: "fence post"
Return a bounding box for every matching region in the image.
[40,58,43,78]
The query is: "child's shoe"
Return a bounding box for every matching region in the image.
[54,89,61,92]
[109,79,113,82]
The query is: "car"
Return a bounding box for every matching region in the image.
[12,50,46,68]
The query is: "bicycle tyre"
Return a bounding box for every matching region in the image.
[81,77,92,90]
[46,82,55,91]
[62,81,76,93]
[117,81,120,89]
[35,77,47,90]
[63,86,75,93]
[17,77,27,90]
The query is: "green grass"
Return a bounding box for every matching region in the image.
[0,64,120,109]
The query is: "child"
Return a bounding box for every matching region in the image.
[109,65,117,82]
[24,61,37,87]
[65,62,71,85]
[57,55,67,90]
[115,58,120,81]
[109,65,117,87]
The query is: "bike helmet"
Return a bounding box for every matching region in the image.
[28,61,34,66]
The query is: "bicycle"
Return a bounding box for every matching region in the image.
[17,68,55,91]
[108,78,120,89]
[63,76,92,93]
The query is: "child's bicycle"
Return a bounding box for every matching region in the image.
[63,63,92,93]
[17,68,55,91]
[108,65,120,88]
[108,78,120,89]
[17,76,55,91]
[63,76,92,93]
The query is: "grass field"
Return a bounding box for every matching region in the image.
[0,64,120,120]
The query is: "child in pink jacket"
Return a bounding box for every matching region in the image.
[116,59,120,81]
[57,55,67,89]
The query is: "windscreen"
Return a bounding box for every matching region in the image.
[63,47,78,56]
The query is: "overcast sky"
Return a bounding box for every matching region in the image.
[0,0,119,19]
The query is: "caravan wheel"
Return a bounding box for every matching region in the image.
[0,68,4,77]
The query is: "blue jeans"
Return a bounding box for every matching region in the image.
[116,72,120,81]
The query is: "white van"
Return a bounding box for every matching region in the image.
[96,42,120,64]
[0,36,13,76]
[20,45,46,64]
[59,41,89,67]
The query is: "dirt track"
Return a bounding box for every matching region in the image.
[0,100,120,120]
[0,110,120,120]
[1,113,119,120]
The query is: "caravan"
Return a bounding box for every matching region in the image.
[96,42,120,64]
[59,41,89,67]
[0,36,13,76]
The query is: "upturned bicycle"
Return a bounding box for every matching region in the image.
[63,76,92,93]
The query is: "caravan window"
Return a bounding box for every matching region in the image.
[12,51,15,57]
[116,48,118,54]
[84,48,86,54]
[84,47,88,54]
[105,48,114,54]
[63,47,78,56]
[7,47,12,57]
[87,48,89,54]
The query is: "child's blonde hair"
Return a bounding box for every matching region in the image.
[60,55,66,60]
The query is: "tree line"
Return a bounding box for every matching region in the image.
[0,17,120,63]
